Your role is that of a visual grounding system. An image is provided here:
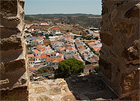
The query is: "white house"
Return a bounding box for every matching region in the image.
[29,38,44,46]
[39,22,49,26]
[29,58,35,66]
[35,55,41,63]
[50,27,61,35]
[42,31,48,35]
[50,52,57,57]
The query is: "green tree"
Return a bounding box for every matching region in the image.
[45,34,49,39]
[74,36,78,39]
[37,67,48,74]
[66,30,69,32]
[94,66,99,72]
[58,58,85,77]
[94,37,99,40]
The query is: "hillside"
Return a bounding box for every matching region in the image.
[25,14,102,28]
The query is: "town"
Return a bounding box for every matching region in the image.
[24,21,102,79]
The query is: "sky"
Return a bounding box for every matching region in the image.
[24,0,102,15]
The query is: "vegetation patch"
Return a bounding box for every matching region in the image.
[57,58,85,77]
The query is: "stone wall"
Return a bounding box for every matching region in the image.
[0,0,28,100]
[99,0,139,100]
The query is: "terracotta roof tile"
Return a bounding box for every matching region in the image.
[29,66,35,70]
[33,49,40,53]
[27,54,34,57]
[35,55,41,58]
[41,54,47,58]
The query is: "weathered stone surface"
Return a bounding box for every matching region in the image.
[0,27,20,38]
[0,35,22,51]
[0,0,28,100]
[0,49,23,62]
[34,87,47,94]
[1,0,17,16]
[36,95,52,101]
[100,0,140,100]
[1,87,28,101]
[61,94,76,101]
[49,87,61,95]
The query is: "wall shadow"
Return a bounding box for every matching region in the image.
[64,74,118,100]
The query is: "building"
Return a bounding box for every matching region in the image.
[83,64,95,73]
[50,27,61,35]
[39,22,49,26]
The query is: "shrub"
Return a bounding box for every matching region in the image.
[94,66,99,72]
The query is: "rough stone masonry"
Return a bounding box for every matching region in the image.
[0,0,139,100]
[99,0,140,100]
[0,0,29,100]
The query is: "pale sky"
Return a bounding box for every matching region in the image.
[24,0,102,15]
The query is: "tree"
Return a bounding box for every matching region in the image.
[36,67,54,74]
[74,36,78,39]
[94,66,99,72]
[94,37,99,40]
[45,34,49,39]
[58,58,85,77]
[66,30,69,32]
[37,67,48,74]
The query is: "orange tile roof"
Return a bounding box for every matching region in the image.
[46,57,52,62]
[51,52,57,54]
[37,47,46,51]
[89,30,93,32]
[51,41,58,44]
[46,57,63,63]
[91,44,96,46]
[75,39,80,41]
[31,38,43,42]
[93,47,99,50]
[42,31,47,32]
[29,66,35,70]
[69,47,73,51]
[94,32,99,34]
[87,34,91,36]
[78,45,83,48]
[84,64,95,70]
[80,48,86,52]
[55,37,58,40]
[53,59,59,63]
[36,38,44,41]
[56,23,62,25]
[37,44,42,47]
[91,39,96,41]
[32,23,38,25]
[41,54,47,58]
[60,48,65,51]
[33,49,40,53]
[58,54,63,56]
[51,27,59,30]
[89,42,94,45]
[73,56,82,62]
[57,47,63,50]
[27,54,34,57]
[47,53,51,55]
[35,55,41,58]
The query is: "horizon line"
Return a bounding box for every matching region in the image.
[25,13,101,16]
